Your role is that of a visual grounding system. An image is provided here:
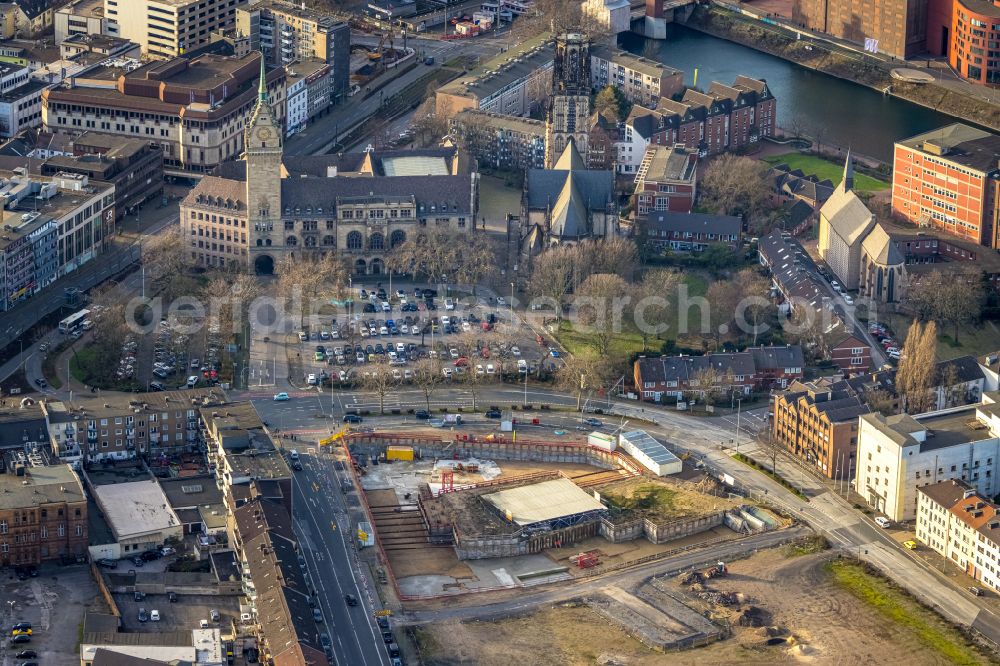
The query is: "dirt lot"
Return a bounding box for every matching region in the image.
[598,477,740,522]
[414,547,995,665]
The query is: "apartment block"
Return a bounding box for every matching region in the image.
[892,123,1000,249]
[43,389,226,464]
[620,76,775,173]
[791,0,924,59]
[450,109,546,171]
[916,478,1000,591]
[772,380,870,479]
[104,0,238,59]
[856,397,1000,521]
[633,143,698,214]
[590,44,683,108]
[235,0,349,98]
[42,51,286,173]
[0,462,87,567]
[284,58,334,136]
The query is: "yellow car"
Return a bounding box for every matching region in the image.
[903,540,918,550]
[11,628,31,636]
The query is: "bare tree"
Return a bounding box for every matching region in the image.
[896,319,938,414]
[735,268,774,345]
[574,273,629,357]
[918,271,985,345]
[144,225,197,303]
[706,281,740,351]
[556,351,614,411]
[528,244,575,316]
[360,358,399,415]
[411,357,442,412]
[634,269,680,351]
[699,155,773,233]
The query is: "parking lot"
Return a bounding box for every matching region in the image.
[147,316,224,391]
[0,564,99,664]
[114,593,241,634]
[290,288,556,388]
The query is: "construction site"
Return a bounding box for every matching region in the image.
[344,430,785,599]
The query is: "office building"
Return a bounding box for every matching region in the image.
[450,109,546,171]
[791,0,924,59]
[104,0,238,60]
[54,0,108,43]
[892,123,1000,249]
[0,462,87,566]
[235,0,349,98]
[42,51,286,173]
[856,396,1000,521]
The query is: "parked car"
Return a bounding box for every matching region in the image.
[96,558,117,569]
[903,540,918,550]
[141,550,161,561]
[9,635,30,644]
[210,609,221,622]
[168,592,178,602]
[874,516,891,528]
[150,610,161,621]
[970,586,984,596]
[583,418,602,427]
[137,608,149,623]
[14,650,36,659]
[415,410,430,420]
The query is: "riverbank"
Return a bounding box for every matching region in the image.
[683,5,1000,132]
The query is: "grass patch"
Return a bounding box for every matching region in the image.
[549,273,711,361]
[761,152,889,193]
[40,340,70,389]
[70,346,140,391]
[782,534,830,557]
[826,560,989,665]
[732,452,807,499]
[603,483,678,513]
[894,318,1000,362]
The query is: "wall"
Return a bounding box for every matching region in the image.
[643,511,725,544]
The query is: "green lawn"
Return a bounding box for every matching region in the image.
[895,317,1000,361]
[762,152,889,192]
[826,560,989,665]
[550,272,709,361]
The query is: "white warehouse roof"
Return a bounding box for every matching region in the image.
[620,430,681,466]
[482,477,605,527]
[92,479,180,540]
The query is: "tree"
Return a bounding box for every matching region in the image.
[360,358,399,415]
[862,387,897,416]
[555,351,614,411]
[593,86,630,125]
[203,271,261,341]
[705,281,740,350]
[276,253,349,328]
[410,98,448,147]
[411,357,442,412]
[143,225,197,303]
[785,305,830,363]
[896,320,938,414]
[574,273,630,356]
[635,269,681,351]
[687,365,736,405]
[699,155,772,233]
[734,268,774,345]
[528,244,575,316]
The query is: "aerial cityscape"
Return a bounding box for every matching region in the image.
[0,0,996,664]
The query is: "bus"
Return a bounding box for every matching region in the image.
[58,309,90,334]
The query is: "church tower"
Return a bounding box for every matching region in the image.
[245,53,283,274]
[545,32,591,169]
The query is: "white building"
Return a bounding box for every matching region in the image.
[916,478,1000,592]
[55,0,109,43]
[616,114,650,175]
[92,480,183,557]
[583,0,631,34]
[855,397,1000,521]
[618,430,682,476]
[285,75,307,137]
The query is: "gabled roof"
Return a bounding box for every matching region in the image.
[643,211,741,237]
[918,478,975,509]
[553,137,586,170]
[526,167,613,213]
[751,345,804,370]
[861,223,904,266]
[821,187,873,245]
[550,171,590,239]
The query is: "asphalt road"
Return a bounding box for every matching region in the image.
[293,450,391,666]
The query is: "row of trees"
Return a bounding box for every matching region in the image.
[907,270,986,344]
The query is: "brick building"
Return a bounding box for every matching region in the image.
[633,144,698,214]
[772,379,870,478]
[892,123,1000,250]
[0,462,87,566]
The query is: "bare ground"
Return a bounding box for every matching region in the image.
[415,547,991,665]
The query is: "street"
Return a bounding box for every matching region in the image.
[294,449,391,666]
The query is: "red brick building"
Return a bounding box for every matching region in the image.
[926,0,1000,86]
[830,334,873,373]
[633,144,698,214]
[892,124,1000,249]
[624,76,776,159]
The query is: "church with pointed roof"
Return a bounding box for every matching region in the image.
[520,137,617,258]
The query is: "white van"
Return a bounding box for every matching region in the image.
[289,449,299,461]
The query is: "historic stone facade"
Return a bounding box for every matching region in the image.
[544,33,591,169]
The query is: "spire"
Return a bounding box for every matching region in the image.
[257,51,267,103]
[841,148,854,192]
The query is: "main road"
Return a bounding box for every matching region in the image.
[293,446,391,666]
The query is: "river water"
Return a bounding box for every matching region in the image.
[619,25,959,162]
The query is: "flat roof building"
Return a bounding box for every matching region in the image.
[91,479,183,554]
[482,477,607,529]
[105,0,238,60]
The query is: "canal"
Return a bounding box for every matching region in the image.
[619,25,958,163]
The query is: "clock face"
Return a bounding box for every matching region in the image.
[258,128,272,141]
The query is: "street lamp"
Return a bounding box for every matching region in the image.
[734,398,743,456]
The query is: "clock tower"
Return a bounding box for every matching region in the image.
[246,53,283,274]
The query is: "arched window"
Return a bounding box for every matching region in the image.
[369,232,384,251]
[256,239,262,246]
[304,236,317,247]
[322,235,336,246]
[390,230,406,248]
[286,236,298,246]
[347,231,363,250]
[265,238,272,246]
